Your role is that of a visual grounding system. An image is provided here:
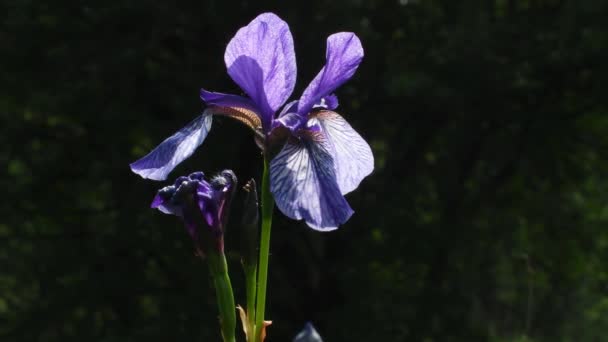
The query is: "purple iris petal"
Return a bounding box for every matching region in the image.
[274,112,303,132]
[173,176,190,186]
[200,89,260,113]
[130,114,213,181]
[278,100,299,117]
[151,192,167,209]
[188,171,205,181]
[225,13,297,129]
[151,187,181,216]
[315,111,374,194]
[298,32,363,116]
[196,181,220,229]
[312,94,339,110]
[270,135,354,231]
[272,100,302,132]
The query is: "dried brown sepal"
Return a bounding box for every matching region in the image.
[236,305,271,342]
[260,320,272,342]
[236,305,251,340]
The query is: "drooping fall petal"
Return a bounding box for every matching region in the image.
[314,110,374,194]
[130,114,212,181]
[270,133,353,230]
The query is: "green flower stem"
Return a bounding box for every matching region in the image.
[244,263,257,337]
[208,251,236,342]
[254,156,274,341]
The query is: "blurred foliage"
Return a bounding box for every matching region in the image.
[1,0,608,341]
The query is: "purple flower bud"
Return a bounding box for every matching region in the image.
[151,170,237,254]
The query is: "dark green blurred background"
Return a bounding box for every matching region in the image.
[2,0,608,341]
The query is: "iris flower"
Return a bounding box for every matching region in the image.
[131,13,373,230]
[151,170,237,253]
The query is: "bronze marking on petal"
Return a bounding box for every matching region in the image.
[210,105,262,131]
[297,129,325,143]
[309,109,339,120]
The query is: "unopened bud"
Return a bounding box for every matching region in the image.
[241,179,259,267]
[150,170,237,255]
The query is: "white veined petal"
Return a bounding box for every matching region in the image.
[130,114,213,181]
[270,136,353,231]
[316,111,374,194]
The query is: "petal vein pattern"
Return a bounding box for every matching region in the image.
[298,32,363,115]
[225,13,296,125]
[130,113,213,181]
[270,136,353,230]
[315,111,374,194]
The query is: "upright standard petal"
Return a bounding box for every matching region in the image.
[270,134,353,231]
[298,32,364,115]
[314,110,374,194]
[225,13,297,128]
[130,114,212,181]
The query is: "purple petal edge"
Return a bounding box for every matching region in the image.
[130,114,212,181]
[298,32,363,115]
[224,13,297,128]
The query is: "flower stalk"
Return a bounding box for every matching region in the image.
[254,156,274,341]
[147,171,238,342]
[207,251,237,342]
[244,263,257,338]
